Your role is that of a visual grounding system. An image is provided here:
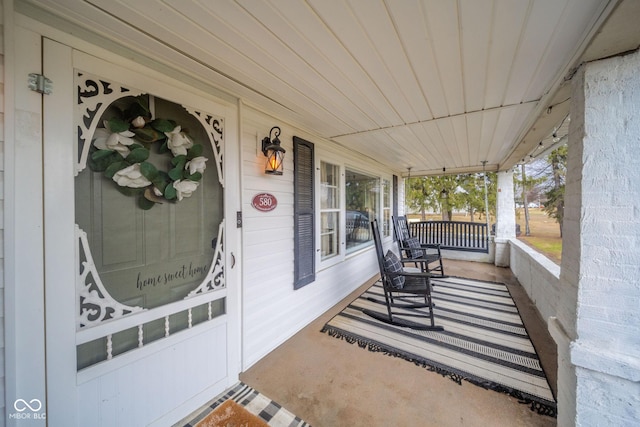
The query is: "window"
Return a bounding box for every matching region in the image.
[345,169,379,252]
[76,94,224,310]
[382,178,391,237]
[320,162,340,260]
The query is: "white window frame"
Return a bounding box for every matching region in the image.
[319,161,341,263]
[315,154,393,270]
[382,177,392,238]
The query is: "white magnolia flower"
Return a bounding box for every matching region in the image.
[131,116,146,128]
[165,126,194,156]
[112,164,152,188]
[185,156,208,175]
[93,121,136,157]
[173,179,199,201]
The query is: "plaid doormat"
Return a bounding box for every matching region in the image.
[178,382,311,427]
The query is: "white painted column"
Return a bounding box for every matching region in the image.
[494,171,516,267]
[551,49,640,426]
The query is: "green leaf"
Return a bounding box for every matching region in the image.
[130,143,144,151]
[115,185,143,197]
[88,157,106,172]
[164,183,177,200]
[126,147,150,164]
[171,154,187,166]
[187,172,203,182]
[150,118,176,133]
[133,126,164,143]
[126,97,151,120]
[138,196,156,210]
[105,161,128,178]
[139,161,159,180]
[187,144,203,159]
[168,166,183,181]
[91,149,116,161]
[158,140,170,154]
[152,177,168,193]
[89,149,120,172]
[107,117,130,133]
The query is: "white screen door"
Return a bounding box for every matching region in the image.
[42,39,240,426]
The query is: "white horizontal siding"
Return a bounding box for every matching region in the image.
[240,107,396,369]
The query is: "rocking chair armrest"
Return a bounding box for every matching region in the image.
[399,255,439,264]
[398,256,418,263]
[422,243,442,250]
[386,269,432,279]
[399,241,442,253]
[401,270,433,279]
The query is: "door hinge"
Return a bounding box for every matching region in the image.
[28,73,53,95]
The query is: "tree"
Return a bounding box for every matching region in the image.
[405,173,496,222]
[542,145,567,236]
[514,162,546,236]
[459,172,497,223]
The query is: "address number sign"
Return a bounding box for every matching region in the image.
[252,193,277,212]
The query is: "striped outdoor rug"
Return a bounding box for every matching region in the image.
[321,276,557,417]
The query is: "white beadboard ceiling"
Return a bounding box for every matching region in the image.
[17,0,640,175]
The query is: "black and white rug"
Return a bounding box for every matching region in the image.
[178,382,311,427]
[321,277,557,417]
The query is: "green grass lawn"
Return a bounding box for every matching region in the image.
[518,236,562,264]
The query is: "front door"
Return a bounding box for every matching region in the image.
[41,38,240,426]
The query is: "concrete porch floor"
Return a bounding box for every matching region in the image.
[240,259,558,427]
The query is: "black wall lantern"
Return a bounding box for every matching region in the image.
[261,126,286,175]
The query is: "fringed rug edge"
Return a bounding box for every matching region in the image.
[320,323,557,418]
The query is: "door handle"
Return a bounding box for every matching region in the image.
[230,252,236,269]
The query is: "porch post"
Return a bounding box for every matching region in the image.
[494,171,515,267]
[551,49,640,426]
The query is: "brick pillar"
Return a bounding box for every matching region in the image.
[552,49,640,426]
[494,171,516,267]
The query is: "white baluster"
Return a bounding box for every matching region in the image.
[188,308,193,328]
[107,334,113,360]
[138,324,144,348]
[165,316,170,337]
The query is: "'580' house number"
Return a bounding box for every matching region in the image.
[251,193,277,212]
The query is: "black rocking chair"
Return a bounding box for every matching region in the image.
[362,219,443,331]
[393,215,446,277]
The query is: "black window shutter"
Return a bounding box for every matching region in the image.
[393,174,398,218]
[293,136,315,289]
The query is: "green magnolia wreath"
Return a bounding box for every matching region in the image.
[88,96,208,210]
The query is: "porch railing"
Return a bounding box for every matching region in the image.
[408,220,489,253]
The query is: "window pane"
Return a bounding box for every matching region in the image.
[320,162,339,209]
[346,169,378,251]
[321,212,339,260]
[320,162,340,260]
[382,179,391,236]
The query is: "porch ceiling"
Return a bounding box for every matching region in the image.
[18,0,640,175]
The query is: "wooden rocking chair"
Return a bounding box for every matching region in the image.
[362,219,443,331]
[393,215,446,277]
